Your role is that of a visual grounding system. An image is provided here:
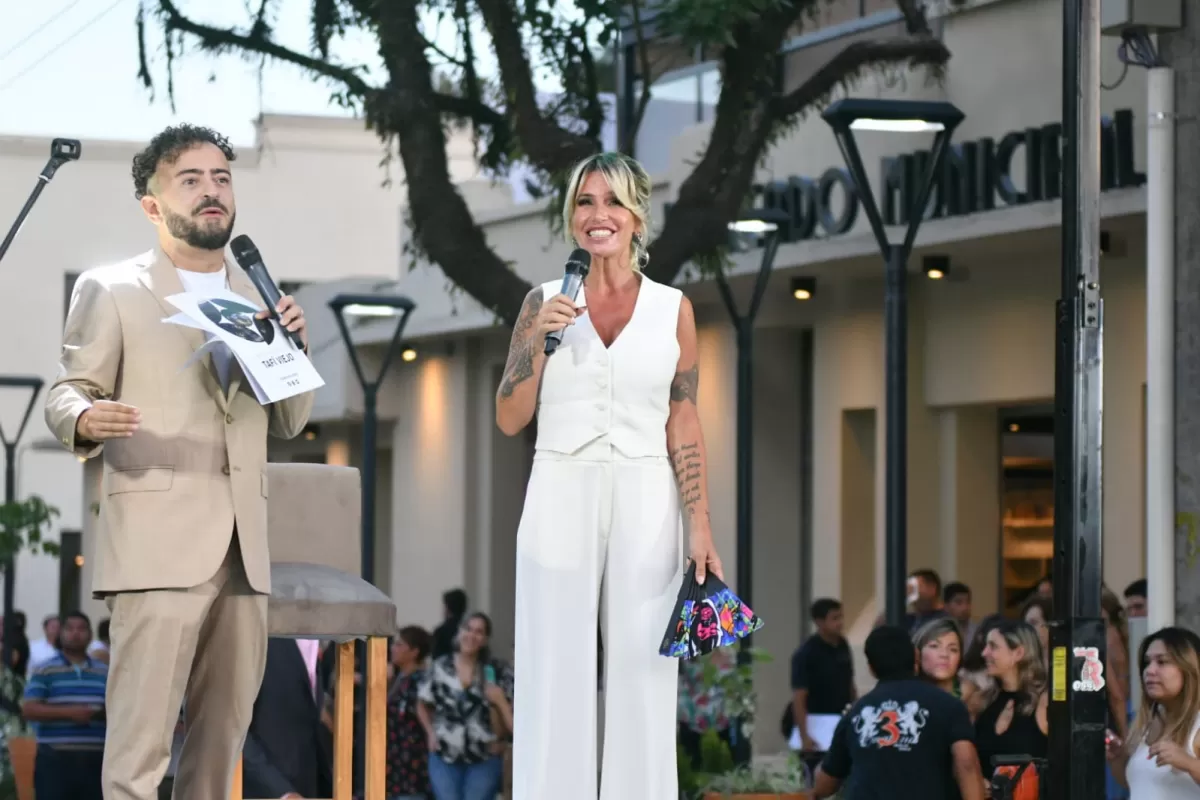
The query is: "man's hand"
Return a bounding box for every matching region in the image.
[257,295,307,348]
[281,794,302,799]
[77,400,141,442]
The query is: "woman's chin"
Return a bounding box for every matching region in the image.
[581,240,625,260]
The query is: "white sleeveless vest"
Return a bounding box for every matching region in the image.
[534,274,682,458]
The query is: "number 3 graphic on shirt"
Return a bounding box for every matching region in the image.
[875,710,901,748]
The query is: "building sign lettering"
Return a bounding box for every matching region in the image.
[666,109,1144,245]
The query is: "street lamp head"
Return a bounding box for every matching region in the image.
[822,98,965,136]
[0,376,44,391]
[328,293,416,319]
[728,207,790,234]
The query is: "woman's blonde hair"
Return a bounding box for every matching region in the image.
[980,619,1047,716]
[1127,626,1200,754]
[561,152,653,270]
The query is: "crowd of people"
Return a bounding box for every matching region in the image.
[780,569,1200,799]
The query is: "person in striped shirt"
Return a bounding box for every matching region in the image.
[21,610,106,800]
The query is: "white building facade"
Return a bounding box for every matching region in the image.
[0,0,1155,754]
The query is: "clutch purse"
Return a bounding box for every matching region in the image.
[658,560,763,659]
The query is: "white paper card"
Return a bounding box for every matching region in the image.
[163,288,324,404]
[788,714,841,752]
[176,337,227,373]
[163,312,209,331]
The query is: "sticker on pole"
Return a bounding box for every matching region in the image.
[1051,647,1067,702]
[1072,647,1106,692]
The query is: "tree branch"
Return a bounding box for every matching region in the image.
[620,0,655,154]
[770,36,950,119]
[370,2,533,326]
[155,0,372,95]
[474,0,598,175]
[647,16,951,288]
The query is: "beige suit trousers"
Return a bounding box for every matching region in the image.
[102,535,267,800]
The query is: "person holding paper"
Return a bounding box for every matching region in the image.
[44,123,314,800]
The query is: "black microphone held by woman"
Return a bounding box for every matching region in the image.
[543,248,592,355]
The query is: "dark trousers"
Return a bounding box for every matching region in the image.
[33,744,103,800]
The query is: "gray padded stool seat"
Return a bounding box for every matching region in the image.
[231,462,395,800]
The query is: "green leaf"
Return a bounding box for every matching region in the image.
[0,495,62,562]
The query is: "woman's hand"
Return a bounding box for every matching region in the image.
[534,293,583,341]
[484,681,507,708]
[1105,730,1124,762]
[689,529,724,584]
[1149,738,1191,770]
[427,731,440,752]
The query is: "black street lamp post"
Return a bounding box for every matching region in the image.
[714,208,789,657]
[327,293,417,587]
[328,293,415,798]
[0,375,45,668]
[822,98,964,629]
[1046,0,1107,795]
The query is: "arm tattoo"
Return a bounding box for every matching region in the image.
[498,290,543,400]
[669,442,703,518]
[669,364,699,404]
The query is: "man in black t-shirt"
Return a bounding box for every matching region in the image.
[791,598,855,753]
[813,626,984,800]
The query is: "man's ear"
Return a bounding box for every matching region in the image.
[140,193,163,225]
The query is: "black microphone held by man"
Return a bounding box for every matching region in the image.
[543,248,592,355]
[230,234,307,351]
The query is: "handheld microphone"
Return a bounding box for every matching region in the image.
[544,248,592,356]
[229,234,305,350]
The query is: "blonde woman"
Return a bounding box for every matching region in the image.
[1106,626,1200,797]
[496,152,724,800]
[973,620,1049,780]
[915,617,964,697]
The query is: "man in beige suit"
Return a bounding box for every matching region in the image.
[45,124,315,800]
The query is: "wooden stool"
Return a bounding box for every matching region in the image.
[230,463,397,800]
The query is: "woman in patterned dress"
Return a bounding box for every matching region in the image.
[417,613,514,800]
[388,626,433,800]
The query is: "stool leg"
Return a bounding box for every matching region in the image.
[334,641,356,800]
[231,755,243,800]
[365,636,388,800]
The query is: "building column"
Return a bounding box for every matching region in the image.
[1162,1,1200,630]
[387,352,469,631]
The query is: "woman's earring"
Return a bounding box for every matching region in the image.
[633,232,649,269]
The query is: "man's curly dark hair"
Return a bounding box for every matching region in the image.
[131,124,236,200]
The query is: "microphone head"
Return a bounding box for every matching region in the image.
[566,248,591,277]
[229,235,260,268]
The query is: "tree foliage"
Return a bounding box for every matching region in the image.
[136,0,949,326]
[0,496,60,563]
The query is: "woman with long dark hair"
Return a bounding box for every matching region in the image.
[1106,626,1200,797]
[417,612,513,800]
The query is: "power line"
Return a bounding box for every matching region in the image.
[0,0,129,95]
[0,0,87,63]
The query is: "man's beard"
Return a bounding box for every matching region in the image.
[163,201,236,251]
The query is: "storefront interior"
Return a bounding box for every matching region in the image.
[999,405,1054,616]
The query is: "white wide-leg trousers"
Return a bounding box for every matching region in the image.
[512,442,683,800]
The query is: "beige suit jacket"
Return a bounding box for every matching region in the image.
[45,245,314,595]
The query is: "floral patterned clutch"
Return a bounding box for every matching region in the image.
[659,560,763,659]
